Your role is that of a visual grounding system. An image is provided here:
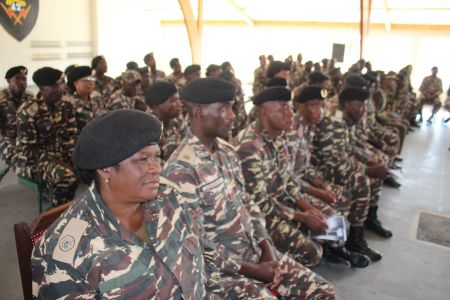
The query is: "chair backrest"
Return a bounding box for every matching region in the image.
[14,201,72,300]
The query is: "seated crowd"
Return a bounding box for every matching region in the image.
[0,52,441,299]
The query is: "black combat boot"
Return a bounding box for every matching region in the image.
[329,246,370,268]
[346,226,382,262]
[365,205,393,238]
[383,175,401,188]
[322,245,351,269]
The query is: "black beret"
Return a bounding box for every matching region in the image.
[345,74,368,89]
[308,71,329,82]
[267,61,290,78]
[363,71,378,83]
[91,55,104,69]
[5,66,27,79]
[266,77,287,87]
[206,64,221,76]
[67,66,93,86]
[180,77,236,104]
[295,86,327,103]
[339,88,370,103]
[145,81,177,106]
[33,67,63,86]
[253,86,291,105]
[73,109,162,169]
[184,64,201,76]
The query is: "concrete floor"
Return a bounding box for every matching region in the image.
[1,108,449,299]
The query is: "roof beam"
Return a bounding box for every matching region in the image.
[225,0,254,27]
[178,0,203,64]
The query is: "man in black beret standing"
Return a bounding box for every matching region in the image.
[145,81,185,162]
[162,78,335,299]
[32,109,207,299]
[15,67,78,207]
[0,66,34,180]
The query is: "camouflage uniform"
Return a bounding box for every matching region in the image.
[32,178,207,299]
[252,65,268,96]
[160,113,187,163]
[167,73,186,91]
[93,74,116,103]
[107,89,148,112]
[72,91,107,133]
[236,122,331,267]
[15,95,78,206]
[0,89,33,166]
[162,129,335,299]
[418,74,443,114]
[311,112,371,227]
[231,92,247,137]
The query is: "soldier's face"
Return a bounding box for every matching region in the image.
[173,62,181,73]
[200,102,234,140]
[98,59,108,73]
[160,94,181,118]
[39,83,63,104]
[299,99,325,125]
[123,81,140,97]
[344,100,366,125]
[108,145,162,202]
[8,73,27,96]
[262,101,293,132]
[74,78,95,96]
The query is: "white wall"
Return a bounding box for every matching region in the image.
[0,0,92,89]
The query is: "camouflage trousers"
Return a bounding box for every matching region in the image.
[16,157,77,207]
[209,247,335,299]
[369,178,382,208]
[418,96,442,115]
[324,168,371,228]
[369,124,401,157]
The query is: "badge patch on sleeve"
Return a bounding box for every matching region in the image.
[53,218,88,265]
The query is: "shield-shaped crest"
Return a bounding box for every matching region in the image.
[0,0,39,42]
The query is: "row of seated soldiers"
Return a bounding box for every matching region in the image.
[0,54,419,297]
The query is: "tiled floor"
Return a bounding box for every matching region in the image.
[1,109,449,299]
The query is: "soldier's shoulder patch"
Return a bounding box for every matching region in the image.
[159,176,181,193]
[52,218,88,266]
[178,145,197,164]
[0,90,6,102]
[217,137,237,152]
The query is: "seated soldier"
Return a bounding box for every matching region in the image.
[162,78,335,299]
[418,66,443,124]
[107,70,148,111]
[144,81,185,162]
[0,66,33,172]
[15,67,78,207]
[236,87,363,269]
[311,86,387,262]
[32,109,206,299]
[67,66,106,132]
[91,55,116,102]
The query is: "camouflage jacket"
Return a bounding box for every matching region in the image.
[162,129,271,276]
[160,113,187,163]
[167,73,186,90]
[311,111,364,184]
[0,89,34,164]
[94,74,116,101]
[419,75,442,99]
[252,65,268,96]
[16,95,77,173]
[72,91,107,133]
[32,178,207,299]
[142,68,166,86]
[107,89,148,112]
[235,122,303,221]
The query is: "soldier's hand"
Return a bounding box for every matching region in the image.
[259,240,278,263]
[316,189,337,205]
[366,164,389,179]
[302,209,328,234]
[254,261,280,283]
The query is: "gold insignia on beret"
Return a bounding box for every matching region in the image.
[320,89,328,98]
[20,68,28,74]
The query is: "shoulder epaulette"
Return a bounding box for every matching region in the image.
[178,144,197,165]
[217,137,237,152]
[159,176,182,193]
[52,218,88,266]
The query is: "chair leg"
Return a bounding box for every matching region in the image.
[0,166,10,183]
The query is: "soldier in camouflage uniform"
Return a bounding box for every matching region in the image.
[67,66,107,133]
[140,52,166,91]
[16,67,78,207]
[32,110,207,299]
[311,87,387,263]
[252,55,268,96]
[91,55,116,103]
[107,70,148,112]
[166,58,186,90]
[144,81,186,163]
[0,66,33,172]
[219,71,247,137]
[236,87,360,269]
[163,78,335,299]
[418,66,443,124]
